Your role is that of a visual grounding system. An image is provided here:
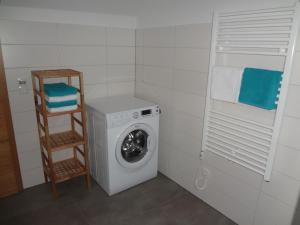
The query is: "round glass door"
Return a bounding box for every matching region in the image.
[116,123,156,169]
[121,129,148,163]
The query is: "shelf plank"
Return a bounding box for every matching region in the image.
[36,105,82,117]
[41,130,84,152]
[48,158,87,183]
[46,106,82,117]
[32,69,81,78]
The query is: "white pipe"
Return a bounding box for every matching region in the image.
[208,119,272,141]
[219,23,292,29]
[207,134,268,159]
[220,15,293,23]
[205,145,266,172]
[209,114,273,136]
[216,50,287,56]
[207,140,267,165]
[206,148,265,175]
[220,9,294,17]
[207,131,269,154]
[218,30,291,35]
[208,124,271,148]
[217,38,290,41]
[210,110,273,130]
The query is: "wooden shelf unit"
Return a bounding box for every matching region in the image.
[32,69,91,197]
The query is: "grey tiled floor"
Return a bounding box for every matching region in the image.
[0,173,236,225]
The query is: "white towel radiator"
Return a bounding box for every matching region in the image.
[201,3,300,181]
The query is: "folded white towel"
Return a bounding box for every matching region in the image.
[47,105,78,113]
[45,94,77,103]
[211,66,244,103]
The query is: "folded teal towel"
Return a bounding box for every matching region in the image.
[238,68,283,110]
[46,100,77,108]
[44,83,77,97]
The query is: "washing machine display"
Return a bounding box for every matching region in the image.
[121,129,148,163]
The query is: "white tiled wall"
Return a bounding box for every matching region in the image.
[136,24,300,225]
[2,15,300,225]
[0,19,135,188]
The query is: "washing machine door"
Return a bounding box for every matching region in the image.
[116,123,156,169]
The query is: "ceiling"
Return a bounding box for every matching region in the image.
[1,0,175,16]
[0,0,293,27]
[0,0,291,17]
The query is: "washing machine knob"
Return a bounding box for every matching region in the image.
[132,112,139,119]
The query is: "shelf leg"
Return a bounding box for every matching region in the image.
[44,171,48,183]
[85,172,91,189]
[78,73,91,189]
[50,180,58,198]
[32,74,49,184]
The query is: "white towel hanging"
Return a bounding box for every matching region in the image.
[211,66,244,103]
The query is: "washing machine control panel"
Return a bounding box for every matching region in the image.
[132,112,139,119]
[109,106,159,128]
[139,106,160,118]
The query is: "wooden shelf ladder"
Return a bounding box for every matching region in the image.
[32,69,91,197]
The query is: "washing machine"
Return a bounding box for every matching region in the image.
[86,96,159,196]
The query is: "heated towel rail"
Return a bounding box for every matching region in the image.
[201,3,300,181]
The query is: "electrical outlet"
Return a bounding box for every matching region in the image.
[17,78,28,94]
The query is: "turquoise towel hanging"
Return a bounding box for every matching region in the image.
[238,68,283,110]
[44,83,77,97]
[46,100,77,108]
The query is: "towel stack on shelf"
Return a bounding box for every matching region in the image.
[44,83,78,113]
[211,66,283,110]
